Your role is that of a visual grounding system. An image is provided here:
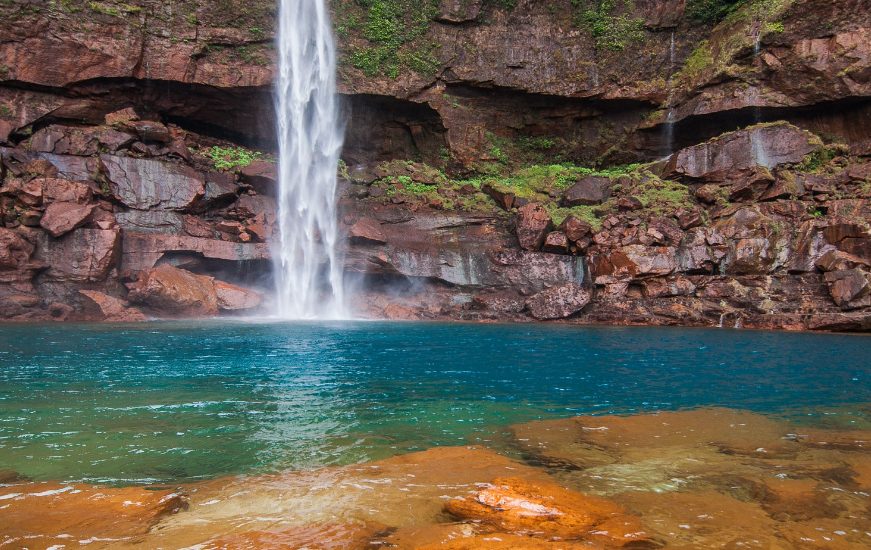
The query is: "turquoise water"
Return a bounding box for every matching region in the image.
[0,321,868,484]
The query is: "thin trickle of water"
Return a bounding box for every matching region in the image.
[274,0,347,319]
[661,31,677,157]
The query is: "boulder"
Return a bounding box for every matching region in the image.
[349,217,386,244]
[214,280,263,311]
[197,171,238,210]
[824,269,871,310]
[79,290,147,322]
[559,215,593,243]
[130,120,171,143]
[100,155,204,210]
[542,231,569,254]
[127,264,219,316]
[526,282,591,320]
[39,202,94,237]
[515,203,552,251]
[562,176,612,206]
[239,160,278,196]
[667,123,821,180]
[480,182,515,210]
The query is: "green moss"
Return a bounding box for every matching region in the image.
[572,0,645,52]
[795,147,837,173]
[87,1,140,16]
[344,0,441,78]
[633,177,693,214]
[686,0,745,24]
[764,20,784,33]
[545,204,604,230]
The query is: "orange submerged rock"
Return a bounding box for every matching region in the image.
[0,482,185,547]
[444,477,649,547]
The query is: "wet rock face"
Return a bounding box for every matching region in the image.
[667,123,821,180]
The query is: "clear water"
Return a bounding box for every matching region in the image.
[274,0,347,318]
[0,321,868,485]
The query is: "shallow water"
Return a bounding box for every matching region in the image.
[0,321,868,484]
[1,322,870,548]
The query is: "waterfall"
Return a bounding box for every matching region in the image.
[274,0,347,319]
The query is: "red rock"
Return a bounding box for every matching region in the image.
[816,249,869,272]
[214,280,262,311]
[101,155,205,210]
[559,215,593,243]
[127,264,219,316]
[104,107,139,126]
[668,123,821,180]
[515,203,552,251]
[350,217,386,244]
[131,120,171,143]
[2,177,43,206]
[824,268,871,309]
[542,231,569,254]
[239,160,278,196]
[79,290,147,321]
[616,195,643,211]
[481,182,515,210]
[38,177,92,204]
[39,202,95,237]
[35,228,120,282]
[562,176,611,206]
[19,210,41,227]
[0,227,33,269]
[695,184,723,204]
[526,282,591,320]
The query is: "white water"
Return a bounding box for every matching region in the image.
[274,0,347,319]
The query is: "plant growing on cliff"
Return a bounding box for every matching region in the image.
[686,0,746,24]
[572,0,645,52]
[206,146,263,171]
[345,0,441,78]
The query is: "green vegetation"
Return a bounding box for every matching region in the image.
[366,157,695,230]
[87,1,140,17]
[686,0,745,24]
[204,146,264,171]
[572,0,645,52]
[342,0,441,78]
[795,145,845,173]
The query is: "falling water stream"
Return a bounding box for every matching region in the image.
[274,0,347,319]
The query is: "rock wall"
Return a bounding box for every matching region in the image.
[0,0,869,329]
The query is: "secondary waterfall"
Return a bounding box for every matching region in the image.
[274,0,347,319]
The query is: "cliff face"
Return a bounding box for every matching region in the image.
[0,0,869,329]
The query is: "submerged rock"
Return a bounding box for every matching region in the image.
[0,482,185,546]
[445,476,649,546]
